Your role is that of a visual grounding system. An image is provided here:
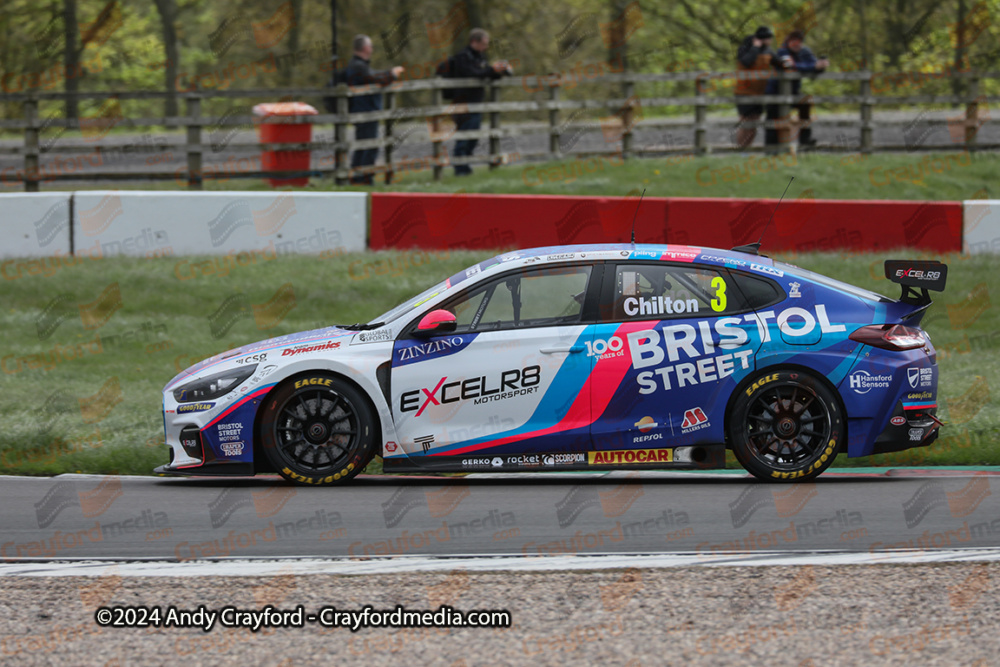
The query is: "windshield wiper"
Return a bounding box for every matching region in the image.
[336,322,385,331]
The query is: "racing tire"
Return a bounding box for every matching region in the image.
[729,369,844,482]
[259,373,377,485]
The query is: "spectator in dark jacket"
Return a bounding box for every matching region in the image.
[734,26,777,149]
[342,35,403,184]
[450,28,512,176]
[765,31,829,148]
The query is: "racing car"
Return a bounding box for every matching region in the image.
[158,244,946,483]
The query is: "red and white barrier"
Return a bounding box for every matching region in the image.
[370,193,963,253]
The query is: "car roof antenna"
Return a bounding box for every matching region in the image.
[630,188,646,248]
[731,176,794,256]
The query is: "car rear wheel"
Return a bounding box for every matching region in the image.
[729,369,843,482]
[260,373,377,485]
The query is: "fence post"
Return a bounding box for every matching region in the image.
[431,85,444,181]
[548,84,560,159]
[185,95,202,190]
[334,85,349,184]
[384,90,395,185]
[694,76,707,156]
[859,72,873,154]
[622,79,635,159]
[488,81,500,170]
[776,74,792,153]
[964,76,980,148]
[23,98,39,193]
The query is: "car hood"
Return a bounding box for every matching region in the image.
[165,326,355,390]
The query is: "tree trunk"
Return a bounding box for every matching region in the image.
[883,0,908,69]
[953,0,966,102]
[330,0,338,65]
[465,0,482,31]
[152,0,180,117]
[856,0,869,69]
[63,0,79,119]
[283,0,305,85]
[608,0,628,71]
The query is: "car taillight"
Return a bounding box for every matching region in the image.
[849,324,926,351]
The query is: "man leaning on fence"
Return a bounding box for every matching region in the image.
[336,35,403,185]
[449,28,513,176]
[764,31,830,149]
[734,26,778,150]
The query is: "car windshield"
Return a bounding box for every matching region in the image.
[774,262,893,303]
[369,279,450,325]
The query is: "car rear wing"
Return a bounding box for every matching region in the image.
[884,260,947,314]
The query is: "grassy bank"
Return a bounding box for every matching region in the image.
[1,249,997,477]
[37,151,998,202]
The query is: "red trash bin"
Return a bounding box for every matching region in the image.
[252,102,318,187]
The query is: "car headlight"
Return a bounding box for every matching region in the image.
[173,365,257,403]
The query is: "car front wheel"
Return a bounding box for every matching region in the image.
[729,369,844,482]
[259,373,377,485]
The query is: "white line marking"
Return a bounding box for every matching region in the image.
[4,548,1000,577]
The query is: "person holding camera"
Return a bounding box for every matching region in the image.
[342,35,404,184]
[765,31,830,148]
[734,26,778,149]
[450,28,513,176]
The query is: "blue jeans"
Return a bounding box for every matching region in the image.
[452,112,482,176]
[351,121,378,184]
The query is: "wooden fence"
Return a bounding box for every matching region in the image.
[0,69,996,191]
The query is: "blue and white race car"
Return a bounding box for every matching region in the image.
[158,244,946,483]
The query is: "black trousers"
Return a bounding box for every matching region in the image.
[350,121,379,184]
[765,101,812,145]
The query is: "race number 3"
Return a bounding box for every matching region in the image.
[711,277,727,312]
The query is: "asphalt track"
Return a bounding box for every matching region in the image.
[2,470,998,563]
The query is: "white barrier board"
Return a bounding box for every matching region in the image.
[964,200,999,254]
[71,191,367,257]
[0,193,72,258]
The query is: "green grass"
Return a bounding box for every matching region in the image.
[0,249,997,477]
[348,150,999,202]
[32,151,999,202]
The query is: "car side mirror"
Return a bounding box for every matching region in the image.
[414,310,458,337]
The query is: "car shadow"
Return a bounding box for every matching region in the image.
[151,471,919,488]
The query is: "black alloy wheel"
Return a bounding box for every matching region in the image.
[260,374,376,485]
[729,369,844,482]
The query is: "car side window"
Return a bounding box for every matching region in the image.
[729,271,784,308]
[445,266,592,332]
[609,264,744,320]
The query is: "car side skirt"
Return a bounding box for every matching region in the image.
[383,444,727,473]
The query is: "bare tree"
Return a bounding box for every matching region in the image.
[608,0,628,69]
[62,1,125,120]
[152,0,180,117]
[283,0,305,85]
[953,0,966,100]
[63,0,79,119]
[856,0,869,68]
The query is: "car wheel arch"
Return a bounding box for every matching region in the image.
[251,368,383,474]
[721,362,849,451]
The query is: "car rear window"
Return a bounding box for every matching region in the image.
[729,272,784,309]
[773,262,892,303]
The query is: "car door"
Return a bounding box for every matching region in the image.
[589,261,764,458]
[390,263,599,471]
